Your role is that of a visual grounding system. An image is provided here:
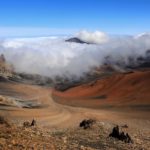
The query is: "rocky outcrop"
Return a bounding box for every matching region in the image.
[109,125,133,143]
[0,54,13,78]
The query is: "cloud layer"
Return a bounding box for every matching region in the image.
[76,30,109,44]
[0,30,150,77]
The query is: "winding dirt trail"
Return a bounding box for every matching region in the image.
[0,82,150,131]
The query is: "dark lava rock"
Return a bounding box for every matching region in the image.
[31,119,36,126]
[23,119,37,127]
[79,119,96,129]
[109,125,133,143]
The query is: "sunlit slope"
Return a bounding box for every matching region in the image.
[53,70,150,106]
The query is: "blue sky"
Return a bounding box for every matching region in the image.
[0,0,150,37]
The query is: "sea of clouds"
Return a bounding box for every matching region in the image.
[0,30,150,77]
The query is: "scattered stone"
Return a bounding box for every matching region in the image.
[23,119,37,127]
[80,145,85,150]
[0,116,7,124]
[62,136,67,144]
[11,139,16,145]
[121,124,128,128]
[135,138,142,145]
[79,119,96,129]
[23,121,31,127]
[0,119,148,149]
[0,138,6,145]
[126,133,133,143]
[0,116,10,127]
[31,119,36,126]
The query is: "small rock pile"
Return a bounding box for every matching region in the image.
[79,119,96,129]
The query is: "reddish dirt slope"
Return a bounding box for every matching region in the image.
[53,70,150,107]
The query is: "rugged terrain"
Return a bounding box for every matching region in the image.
[53,70,150,109]
[0,54,150,149]
[0,76,150,149]
[1,117,150,150]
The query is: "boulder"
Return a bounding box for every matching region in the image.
[79,119,96,129]
[109,125,133,143]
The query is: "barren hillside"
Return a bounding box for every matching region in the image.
[53,70,150,108]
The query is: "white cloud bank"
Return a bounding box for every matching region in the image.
[76,30,109,44]
[0,30,150,77]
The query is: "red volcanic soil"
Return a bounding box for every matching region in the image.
[53,70,150,108]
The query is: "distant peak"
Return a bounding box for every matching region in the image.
[65,37,90,44]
